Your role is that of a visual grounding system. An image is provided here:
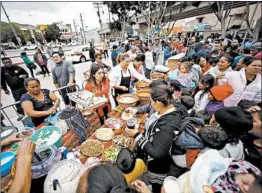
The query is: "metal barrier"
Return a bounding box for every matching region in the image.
[1,84,81,127]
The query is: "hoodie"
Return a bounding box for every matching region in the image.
[134,110,182,184]
[171,117,205,168]
[21,55,32,66]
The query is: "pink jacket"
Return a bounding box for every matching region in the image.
[223,68,261,107]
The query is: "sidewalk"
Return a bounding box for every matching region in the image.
[1,56,114,129]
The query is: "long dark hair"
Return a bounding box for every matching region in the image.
[199,74,215,99]
[89,63,105,87]
[36,48,43,55]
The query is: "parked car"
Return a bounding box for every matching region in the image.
[66,45,100,63]
[20,44,38,51]
[45,43,57,48]
[109,40,120,48]
[67,42,79,46]
[66,45,90,63]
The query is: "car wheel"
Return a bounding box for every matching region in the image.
[80,56,86,63]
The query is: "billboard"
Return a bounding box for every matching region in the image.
[39,25,48,31]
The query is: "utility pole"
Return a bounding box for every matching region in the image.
[107,4,111,24]
[79,13,87,44]
[73,19,79,42]
[93,2,103,41]
[28,14,37,45]
[1,3,22,47]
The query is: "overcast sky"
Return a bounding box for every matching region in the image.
[1,2,110,31]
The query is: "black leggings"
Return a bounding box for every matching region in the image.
[27,67,34,78]
[98,106,109,125]
[104,50,109,58]
[151,183,162,193]
[39,65,50,75]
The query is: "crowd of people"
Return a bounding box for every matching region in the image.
[1,32,261,193]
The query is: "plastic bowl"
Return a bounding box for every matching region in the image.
[1,151,16,177]
[30,126,62,149]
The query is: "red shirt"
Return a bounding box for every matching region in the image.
[85,77,111,117]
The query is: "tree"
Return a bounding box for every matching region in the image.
[244,2,261,41]
[136,2,190,41]
[0,22,26,45]
[138,2,176,41]
[209,2,234,38]
[105,2,141,42]
[44,23,60,42]
[34,32,44,44]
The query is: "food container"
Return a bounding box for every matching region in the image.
[1,152,15,177]
[163,176,180,193]
[95,128,115,141]
[135,81,150,91]
[127,118,136,130]
[151,72,165,80]
[67,90,106,109]
[44,159,84,193]
[0,126,18,141]
[19,127,35,138]
[102,146,121,163]
[30,126,62,149]
[80,139,104,157]
[112,135,134,148]
[105,118,123,129]
[116,94,138,109]
[31,145,62,179]
[114,123,122,135]
[136,89,150,104]
[55,120,69,136]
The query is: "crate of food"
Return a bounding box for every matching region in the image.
[67,90,107,109]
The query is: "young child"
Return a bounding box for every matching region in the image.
[116,148,147,185]
[168,61,179,81]
[192,74,215,114]
[171,118,228,171]
[195,110,212,125]
[181,96,195,111]
[176,62,196,89]
[205,84,234,116]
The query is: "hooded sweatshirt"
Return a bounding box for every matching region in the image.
[171,117,205,168]
[134,110,182,184]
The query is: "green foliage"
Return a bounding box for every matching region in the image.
[44,23,60,42]
[0,22,26,45]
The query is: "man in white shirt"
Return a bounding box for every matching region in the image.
[144,47,154,79]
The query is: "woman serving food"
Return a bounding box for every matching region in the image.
[109,53,151,104]
[20,78,60,127]
[85,63,111,124]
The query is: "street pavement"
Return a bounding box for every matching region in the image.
[1,54,113,129]
[3,43,104,65]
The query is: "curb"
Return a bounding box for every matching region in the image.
[7,49,71,59]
